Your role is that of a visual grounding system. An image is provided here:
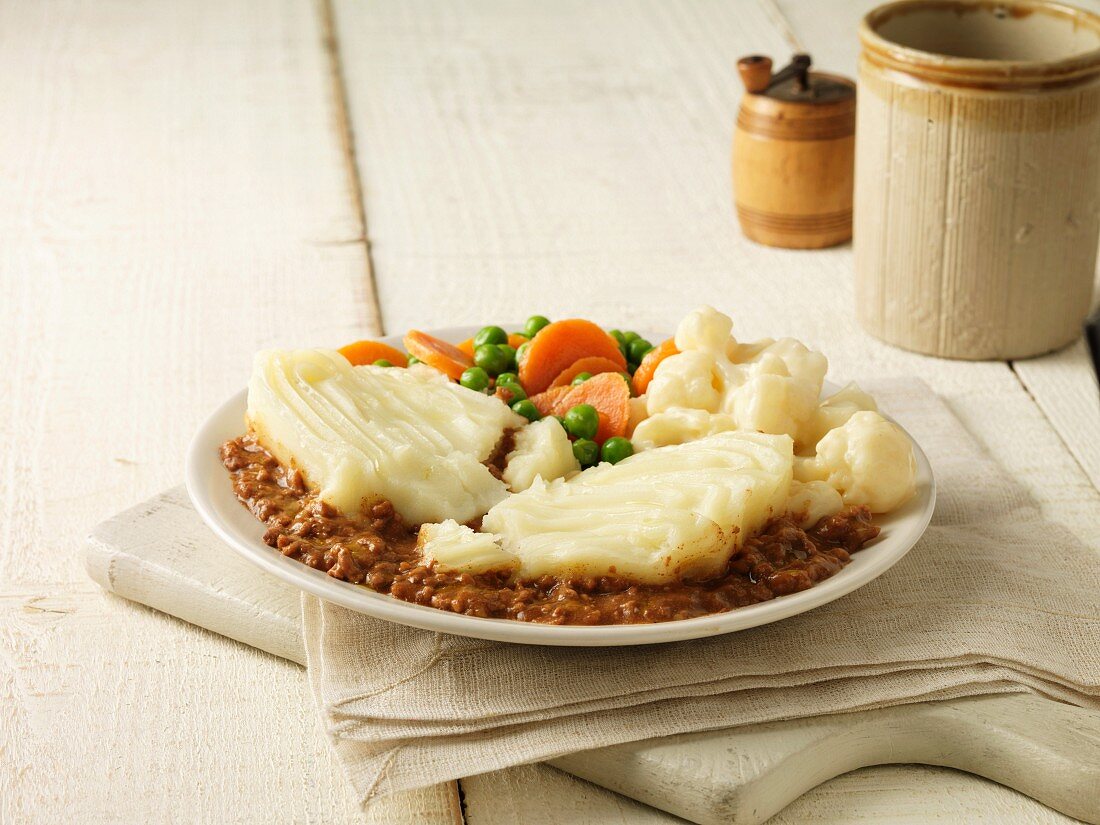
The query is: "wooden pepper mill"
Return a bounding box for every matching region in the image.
[733,54,856,249]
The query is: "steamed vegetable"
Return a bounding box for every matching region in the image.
[338,340,410,368]
[517,319,626,394]
[404,330,474,380]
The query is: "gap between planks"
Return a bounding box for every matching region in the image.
[316,1,465,820]
[318,0,386,337]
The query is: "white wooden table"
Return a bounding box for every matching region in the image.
[2,1,1098,822]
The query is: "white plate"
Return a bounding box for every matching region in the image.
[186,326,935,646]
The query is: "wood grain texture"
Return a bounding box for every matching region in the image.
[1013,340,1100,492]
[332,1,1100,821]
[4,0,1098,821]
[463,763,1092,825]
[0,1,461,823]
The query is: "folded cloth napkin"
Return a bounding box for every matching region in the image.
[303,379,1100,802]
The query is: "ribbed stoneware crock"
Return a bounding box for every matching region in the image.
[854,0,1100,360]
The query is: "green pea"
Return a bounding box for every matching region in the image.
[627,338,653,364]
[515,341,531,365]
[459,366,490,392]
[474,326,508,347]
[600,436,634,465]
[524,315,551,338]
[563,404,599,440]
[570,371,593,386]
[554,415,567,429]
[407,355,421,365]
[474,344,509,375]
[496,372,518,386]
[497,344,517,369]
[608,329,626,345]
[497,380,527,402]
[511,399,541,422]
[622,331,640,344]
[572,438,599,468]
[373,359,394,368]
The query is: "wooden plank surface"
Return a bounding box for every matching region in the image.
[330,0,1100,821]
[0,1,460,822]
[4,0,1098,822]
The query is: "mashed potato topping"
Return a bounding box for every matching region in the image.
[482,431,793,583]
[247,349,525,524]
[417,520,517,574]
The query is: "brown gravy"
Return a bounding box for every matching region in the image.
[221,435,879,625]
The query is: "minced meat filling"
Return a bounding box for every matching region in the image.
[221,435,879,625]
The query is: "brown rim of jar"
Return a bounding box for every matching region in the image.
[860,0,1100,90]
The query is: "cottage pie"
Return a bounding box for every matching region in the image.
[221,307,916,625]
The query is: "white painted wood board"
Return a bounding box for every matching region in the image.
[85,487,1100,825]
[0,1,447,822]
[3,0,1099,821]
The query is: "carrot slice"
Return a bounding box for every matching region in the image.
[548,356,629,389]
[338,340,409,368]
[403,330,474,381]
[456,338,475,358]
[548,372,631,444]
[518,319,626,394]
[529,385,572,417]
[507,332,529,349]
[631,338,679,396]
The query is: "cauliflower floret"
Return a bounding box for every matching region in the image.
[647,308,828,445]
[646,350,723,414]
[801,382,878,452]
[727,337,776,364]
[417,520,517,574]
[723,352,821,441]
[674,305,733,353]
[785,480,844,528]
[626,395,649,435]
[631,408,739,451]
[795,411,917,513]
[501,417,579,493]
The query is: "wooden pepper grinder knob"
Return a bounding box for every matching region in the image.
[737,55,774,93]
[732,53,856,249]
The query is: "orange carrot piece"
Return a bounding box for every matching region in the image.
[548,372,631,444]
[403,330,474,381]
[631,338,679,396]
[507,332,529,349]
[548,356,629,389]
[529,385,572,417]
[518,319,626,394]
[338,340,409,368]
[456,338,476,358]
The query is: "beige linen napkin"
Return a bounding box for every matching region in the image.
[303,379,1100,802]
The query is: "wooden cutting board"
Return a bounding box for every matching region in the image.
[84,488,1100,825]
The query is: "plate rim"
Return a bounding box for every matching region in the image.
[185,325,936,647]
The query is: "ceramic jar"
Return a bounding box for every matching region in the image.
[854,0,1100,359]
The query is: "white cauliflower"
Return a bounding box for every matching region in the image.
[647,307,827,444]
[501,417,579,493]
[795,411,917,513]
[801,381,878,452]
[632,408,739,451]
